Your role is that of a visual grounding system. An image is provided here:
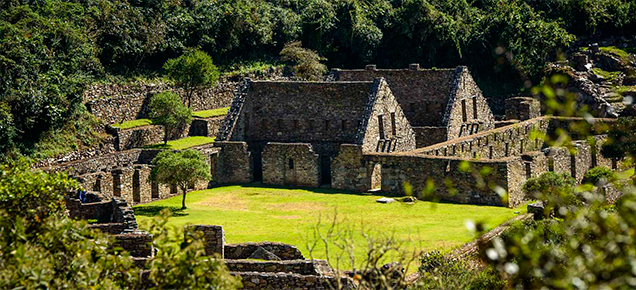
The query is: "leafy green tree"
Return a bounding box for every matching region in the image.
[602,117,636,171]
[149,92,192,145]
[280,41,327,80]
[163,49,220,107]
[0,159,78,224]
[0,102,15,154]
[150,150,211,209]
[582,166,617,186]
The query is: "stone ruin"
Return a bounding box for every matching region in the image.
[40,63,631,288]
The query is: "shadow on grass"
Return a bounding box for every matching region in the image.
[134,205,189,217]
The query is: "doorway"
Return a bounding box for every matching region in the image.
[320,156,332,185]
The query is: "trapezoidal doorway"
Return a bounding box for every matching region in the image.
[320,155,332,186]
[368,162,382,191]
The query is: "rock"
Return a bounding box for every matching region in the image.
[527,201,545,220]
[248,247,281,261]
[401,196,417,203]
[376,197,395,204]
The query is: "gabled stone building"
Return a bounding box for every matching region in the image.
[215,78,416,186]
[331,65,495,147]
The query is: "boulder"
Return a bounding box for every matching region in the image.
[248,247,281,261]
[376,197,395,204]
[401,196,417,203]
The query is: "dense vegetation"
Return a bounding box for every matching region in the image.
[1,0,635,158]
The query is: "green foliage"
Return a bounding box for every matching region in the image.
[163,49,220,107]
[280,41,328,80]
[0,102,15,154]
[482,189,636,289]
[144,210,241,289]
[523,172,577,202]
[415,251,505,290]
[602,117,636,165]
[0,159,78,223]
[150,150,211,209]
[582,166,617,185]
[592,67,621,82]
[149,92,192,144]
[0,213,140,289]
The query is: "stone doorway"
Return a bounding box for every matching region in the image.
[320,156,331,186]
[368,162,382,191]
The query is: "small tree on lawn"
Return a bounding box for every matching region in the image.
[150,92,192,145]
[163,48,220,107]
[150,150,211,210]
[601,117,636,170]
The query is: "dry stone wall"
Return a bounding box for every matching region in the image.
[226,260,329,276]
[442,66,495,140]
[235,271,354,290]
[412,127,447,148]
[332,65,455,126]
[262,143,321,187]
[505,97,541,121]
[224,242,305,261]
[85,68,284,125]
[212,141,253,184]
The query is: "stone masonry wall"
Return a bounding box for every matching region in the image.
[225,260,329,276]
[235,271,353,290]
[85,68,284,125]
[212,141,253,184]
[442,66,496,140]
[409,117,549,160]
[359,78,416,153]
[332,65,456,126]
[240,81,374,152]
[412,126,447,148]
[224,242,305,260]
[505,97,541,121]
[187,225,225,257]
[262,143,321,187]
[331,145,369,192]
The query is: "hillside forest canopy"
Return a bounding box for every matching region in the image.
[0,0,635,158]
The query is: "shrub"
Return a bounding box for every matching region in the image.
[163,49,220,108]
[582,166,617,186]
[280,41,328,80]
[150,150,211,209]
[523,172,578,204]
[149,92,192,144]
[416,250,505,290]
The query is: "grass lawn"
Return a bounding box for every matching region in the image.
[134,184,523,271]
[144,136,215,150]
[112,119,153,129]
[193,107,230,119]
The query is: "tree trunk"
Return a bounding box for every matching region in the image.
[181,186,187,209]
[164,127,169,145]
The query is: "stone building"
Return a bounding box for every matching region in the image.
[215,78,416,186]
[331,65,495,147]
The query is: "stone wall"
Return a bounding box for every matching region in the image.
[239,81,374,152]
[212,141,253,184]
[113,232,154,257]
[331,145,369,192]
[226,260,329,276]
[262,143,321,187]
[409,117,549,160]
[441,66,496,140]
[224,242,305,260]
[332,65,456,126]
[505,97,541,121]
[359,78,416,153]
[85,68,284,125]
[33,137,116,168]
[412,127,447,148]
[187,225,225,257]
[189,117,224,138]
[112,125,164,151]
[235,271,353,290]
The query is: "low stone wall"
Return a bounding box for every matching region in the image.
[66,199,113,222]
[262,143,321,187]
[224,242,305,261]
[234,272,354,290]
[112,125,165,151]
[88,223,126,234]
[505,97,540,121]
[189,117,224,138]
[187,225,225,257]
[33,136,117,168]
[114,232,154,257]
[225,260,329,276]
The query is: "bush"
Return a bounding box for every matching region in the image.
[149,92,192,144]
[582,166,617,186]
[416,250,505,290]
[280,41,327,80]
[523,172,579,205]
[163,49,220,108]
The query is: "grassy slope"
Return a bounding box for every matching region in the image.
[192,107,229,119]
[134,184,523,270]
[144,136,215,150]
[111,119,153,129]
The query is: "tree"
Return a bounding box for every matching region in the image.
[149,92,192,145]
[601,117,636,170]
[150,150,211,209]
[163,49,220,107]
[280,41,328,81]
[0,102,15,155]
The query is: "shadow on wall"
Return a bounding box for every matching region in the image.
[133,205,189,217]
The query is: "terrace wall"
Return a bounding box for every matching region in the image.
[85,68,284,125]
[212,141,253,184]
[224,242,305,261]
